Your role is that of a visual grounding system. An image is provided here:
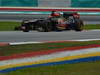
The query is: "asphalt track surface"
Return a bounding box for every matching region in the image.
[0,30,100,42]
[0,14,100,42]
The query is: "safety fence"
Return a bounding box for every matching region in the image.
[71,0,100,8]
[0,0,38,7]
[0,0,100,7]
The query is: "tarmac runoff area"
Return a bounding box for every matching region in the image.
[0,39,100,73]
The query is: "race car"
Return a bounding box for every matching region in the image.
[14,12,84,32]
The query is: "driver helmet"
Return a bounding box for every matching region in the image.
[51,11,61,17]
[73,13,80,18]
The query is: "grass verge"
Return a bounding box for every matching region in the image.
[0,40,100,56]
[0,21,20,31]
[0,21,100,31]
[1,61,100,75]
[0,41,100,75]
[84,24,100,30]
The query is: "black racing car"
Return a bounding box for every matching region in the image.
[14,12,84,32]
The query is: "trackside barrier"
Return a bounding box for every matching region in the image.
[0,7,100,12]
[1,11,100,15]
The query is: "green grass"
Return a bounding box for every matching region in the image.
[0,41,100,75]
[0,21,100,31]
[1,61,100,75]
[0,21,20,31]
[84,24,100,30]
[0,40,100,56]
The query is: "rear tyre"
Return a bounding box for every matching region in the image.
[74,19,84,31]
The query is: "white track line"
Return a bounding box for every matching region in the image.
[9,42,43,45]
[9,39,100,45]
[70,39,100,41]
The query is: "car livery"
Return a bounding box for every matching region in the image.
[14,12,84,32]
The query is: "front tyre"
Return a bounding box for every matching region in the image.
[21,26,29,32]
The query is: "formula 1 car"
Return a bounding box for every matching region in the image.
[14,12,84,32]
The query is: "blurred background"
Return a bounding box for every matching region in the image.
[0,0,100,24]
[0,0,100,7]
